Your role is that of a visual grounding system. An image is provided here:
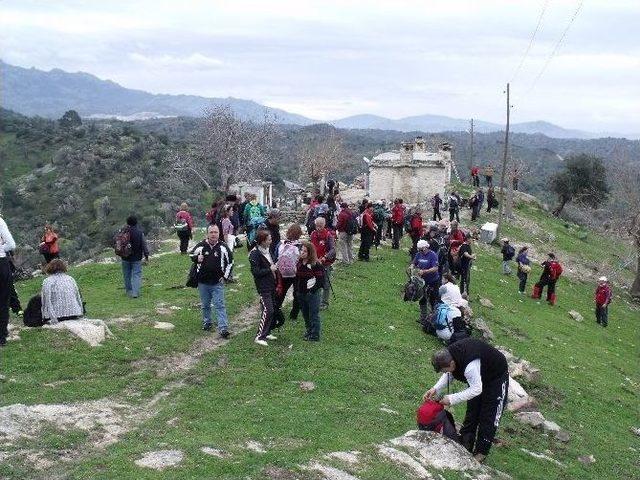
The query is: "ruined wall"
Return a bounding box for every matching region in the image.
[368,165,448,204]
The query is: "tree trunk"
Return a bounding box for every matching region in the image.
[631,254,640,300]
[552,197,568,216]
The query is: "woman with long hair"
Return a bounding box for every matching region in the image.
[295,241,325,341]
[249,229,278,346]
[40,224,60,264]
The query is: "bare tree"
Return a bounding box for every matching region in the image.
[165,105,278,194]
[297,127,346,190]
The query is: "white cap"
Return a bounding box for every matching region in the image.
[417,240,429,249]
[598,276,608,282]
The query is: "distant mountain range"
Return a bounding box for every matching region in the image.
[1,60,635,139]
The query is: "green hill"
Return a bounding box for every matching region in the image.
[1,200,638,479]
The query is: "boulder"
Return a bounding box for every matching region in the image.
[542,420,561,433]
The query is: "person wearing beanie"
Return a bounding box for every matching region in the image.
[594,276,612,327]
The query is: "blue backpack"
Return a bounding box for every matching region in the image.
[433,303,452,331]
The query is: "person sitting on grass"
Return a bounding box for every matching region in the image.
[424,338,509,463]
[41,259,84,324]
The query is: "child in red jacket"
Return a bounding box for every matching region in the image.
[595,276,612,327]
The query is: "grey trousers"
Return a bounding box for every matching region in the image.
[338,232,354,263]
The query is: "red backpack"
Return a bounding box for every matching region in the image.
[416,400,460,442]
[114,226,132,258]
[549,261,563,280]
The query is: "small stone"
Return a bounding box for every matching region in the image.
[134,450,184,470]
[154,322,175,331]
[631,427,640,437]
[245,440,266,453]
[508,377,528,401]
[479,298,494,308]
[388,325,396,330]
[380,407,399,415]
[555,430,570,442]
[201,447,230,458]
[542,420,561,433]
[299,381,316,392]
[514,411,546,428]
[578,454,595,465]
[568,310,583,322]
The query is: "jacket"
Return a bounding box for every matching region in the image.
[295,260,325,294]
[595,284,612,307]
[311,228,336,266]
[176,210,194,229]
[122,226,149,262]
[391,204,405,224]
[190,239,233,285]
[43,231,60,254]
[41,273,84,322]
[249,247,276,294]
[362,208,376,233]
[336,209,353,232]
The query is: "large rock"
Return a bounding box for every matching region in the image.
[43,318,114,347]
[508,377,528,402]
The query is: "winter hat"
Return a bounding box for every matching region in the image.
[417,240,429,249]
[598,276,608,282]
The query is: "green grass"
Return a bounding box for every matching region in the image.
[1,216,639,479]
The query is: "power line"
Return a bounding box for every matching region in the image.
[526,0,584,94]
[510,0,550,83]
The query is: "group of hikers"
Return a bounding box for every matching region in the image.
[0,178,615,463]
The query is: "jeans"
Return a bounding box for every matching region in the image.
[321,265,332,307]
[502,260,512,275]
[432,209,442,221]
[596,305,608,326]
[517,270,528,293]
[459,267,471,295]
[338,232,354,263]
[391,224,403,249]
[198,282,229,332]
[449,209,459,222]
[300,290,321,340]
[122,260,142,297]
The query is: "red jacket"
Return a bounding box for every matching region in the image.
[43,232,60,254]
[176,210,194,229]
[448,229,465,255]
[410,214,423,238]
[471,167,479,176]
[595,284,612,307]
[336,208,352,232]
[311,228,336,265]
[362,208,376,232]
[391,204,406,224]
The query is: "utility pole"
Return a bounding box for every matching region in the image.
[496,83,510,241]
[469,118,474,183]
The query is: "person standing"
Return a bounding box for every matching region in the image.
[40,224,60,264]
[595,276,612,327]
[372,200,387,247]
[500,238,515,275]
[0,216,17,347]
[265,210,282,262]
[516,246,531,294]
[471,165,480,187]
[311,217,336,310]
[191,224,232,337]
[249,230,279,346]
[296,242,325,341]
[486,187,495,213]
[483,165,494,187]
[276,224,303,321]
[120,216,149,299]
[469,191,479,222]
[243,194,267,244]
[408,209,424,259]
[175,203,194,254]
[413,240,440,323]
[532,253,563,305]
[431,193,443,221]
[358,203,377,262]
[425,338,509,463]
[336,202,356,263]
[448,192,460,222]
[390,199,406,250]
[458,234,476,295]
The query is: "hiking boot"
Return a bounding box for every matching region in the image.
[254,338,268,346]
[202,323,212,331]
[266,334,277,340]
[220,330,230,339]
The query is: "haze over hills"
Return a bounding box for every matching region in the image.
[1,60,635,139]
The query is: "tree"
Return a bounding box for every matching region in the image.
[58,110,82,129]
[550,154,609,216]
[296,125,346,191]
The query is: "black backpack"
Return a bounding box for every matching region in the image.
[345,213,359,235]
[404,273,425,302]
[505,245,515,260]
[23,295,45,327]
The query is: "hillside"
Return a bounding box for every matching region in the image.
[0,200,638,479]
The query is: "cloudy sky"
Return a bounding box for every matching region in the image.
[1,0,639,132]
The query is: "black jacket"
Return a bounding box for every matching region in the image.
[448,338,508,384]
[123,226,149,262]
[190,240,233,285]
[249,248,276,294]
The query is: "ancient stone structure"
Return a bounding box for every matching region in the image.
[368,137,452,204]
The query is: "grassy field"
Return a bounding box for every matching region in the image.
[1,214,639,479]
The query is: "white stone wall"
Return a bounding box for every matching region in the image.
[368,165,448,204]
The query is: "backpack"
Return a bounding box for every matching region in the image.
[403,274,425,302]
[417,400,461,443]
[449,197,458,210]
[505,245,515,260]
[373,205,385,223]
[246,203,263,221]
[433,303,452,331]
[23,295,45,327]
[277,242,300,278]
[114,226,132,257]
[345,213,359,235]
[549,261,563,280]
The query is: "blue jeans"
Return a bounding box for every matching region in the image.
[121,260,142,297]
[198,282,229,332]
[300,290,321,340]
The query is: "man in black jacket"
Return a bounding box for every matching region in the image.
[121,216,149,298]
[190,224,233,337]
[423,338,509,463]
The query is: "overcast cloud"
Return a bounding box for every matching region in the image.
[1,0,639,132]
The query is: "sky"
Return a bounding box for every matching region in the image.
[1,0,639,133]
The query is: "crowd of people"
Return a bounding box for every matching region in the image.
[0,179,616,463]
